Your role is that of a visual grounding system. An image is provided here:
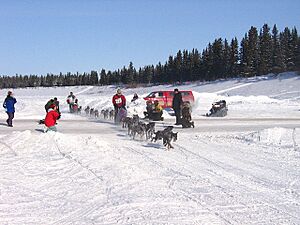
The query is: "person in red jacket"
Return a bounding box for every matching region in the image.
[44,104,60,132]
[112,88,126,123]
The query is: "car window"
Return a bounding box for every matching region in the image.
[147,92,156,98]
[158,92,163,97]
[182,92,190,96]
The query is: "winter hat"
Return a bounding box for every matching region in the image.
[117,89,122,94]
[49,104,56,109]
[174,88,179,92]
[7,91,13,95]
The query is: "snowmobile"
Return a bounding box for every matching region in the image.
[206,100,228,117]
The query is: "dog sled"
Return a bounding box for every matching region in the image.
[206,100,228,117]
[143,101,164,121]
[116,107,127,124]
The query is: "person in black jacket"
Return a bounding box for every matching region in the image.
[172,88,183,125]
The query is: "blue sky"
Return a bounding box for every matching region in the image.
[0,0,299,75]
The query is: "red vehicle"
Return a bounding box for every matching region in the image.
[143,90,194,109]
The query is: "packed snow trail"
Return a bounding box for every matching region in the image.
[0,117,299,224]
[0,117,300,134]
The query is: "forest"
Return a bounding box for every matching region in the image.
[0,24,299,88]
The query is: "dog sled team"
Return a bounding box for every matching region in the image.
[81,88,180,149]
[122,114,178,149]
[4,88,227,148]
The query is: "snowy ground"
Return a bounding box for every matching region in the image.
[0,72,300,224]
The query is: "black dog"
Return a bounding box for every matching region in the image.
[84,106,90,115]
[131,122,146,140]
[163,131,178,149]
[122,116,132,128]
[77,106,82,114]
[109,109,115,120]
[145,122,155,140]
[151,126,173,142]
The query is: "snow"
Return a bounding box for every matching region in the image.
[0,72,300,224]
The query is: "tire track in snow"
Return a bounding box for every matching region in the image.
[120,146,234,224]
[214,83,253,95]
[50,137,107,225]
[173,142,300,223]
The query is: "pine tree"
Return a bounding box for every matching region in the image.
[248,26,260,76]
[99,69,107,85]
[211,38,224,80]
[182,50,190,82]
[271,24,284,74]
[126,62,135,84]
[90,70,99,85]
[174,50,183,82]
[291,27,299,70]
[190,48,201,81]
[258,24,272,75]
[229,37,239,77]
[240,27,259,76]
[296,36,300,71]
[280,27,293,70]
[154,62,164,83]
[223,39,231,78]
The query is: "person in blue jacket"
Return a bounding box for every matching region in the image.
[3,91,17,127]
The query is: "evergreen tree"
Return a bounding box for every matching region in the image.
[240,27,259,76]
[90,70,99,85]
[291,27,299,70]
[247,26,260,76]
[154,62,164,83]
[99,69,107,85]
[258,24,272,75]
[280,27,293,70]
[126,62,135,84]
[296,36,300,71]
[229,37,239,77]
[211,38,224,80]
[190,48,201,81]
[223,39,231,78]
[174,50,183,82]
[271,24,284,74]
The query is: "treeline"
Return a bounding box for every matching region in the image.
[0,71,99,88]
[0,24,299,89]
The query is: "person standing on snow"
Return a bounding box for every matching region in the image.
[45,97,60,113]
[45,98,55,113]
[172,88,183,125]
[3,91,17,127]
[53,97,60,113]
[112,88,126,123]
[66,92,76,113]
[44,104,60,132]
